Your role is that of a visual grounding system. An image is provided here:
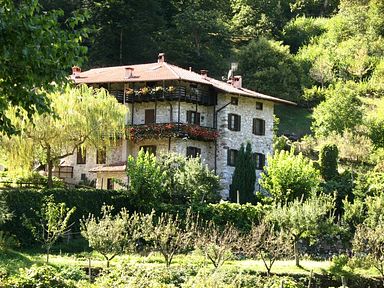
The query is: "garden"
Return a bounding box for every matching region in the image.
[1,148,384,288]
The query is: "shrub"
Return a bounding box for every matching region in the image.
[319,144,339,181]
[3,265,75,288]
[259,149,321,203]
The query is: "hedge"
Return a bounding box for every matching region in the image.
[0,188,132,246]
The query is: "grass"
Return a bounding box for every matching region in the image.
[274,104,313,137]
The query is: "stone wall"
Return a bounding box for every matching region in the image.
[62,140,125,184]
[62,93,274,197]
[215,94,274,198]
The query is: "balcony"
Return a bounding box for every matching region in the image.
[128,123,219,143]
[110,86,216,106]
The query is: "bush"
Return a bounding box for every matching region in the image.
[3,265,75,288]
[0,188,131,246]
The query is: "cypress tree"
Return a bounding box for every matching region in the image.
[229,142,257,204]
[319,144,339,181]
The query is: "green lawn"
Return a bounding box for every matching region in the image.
[274,104,313,137]
[0,249,370,277]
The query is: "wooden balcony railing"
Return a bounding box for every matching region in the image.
[128,123,219,143]
[110,86,216,106]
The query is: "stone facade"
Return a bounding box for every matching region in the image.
[60,92,273,198]
[215,94,274,197]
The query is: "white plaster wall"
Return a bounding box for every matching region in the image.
[215,94,274,198]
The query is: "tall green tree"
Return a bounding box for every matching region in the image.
[238,38,304,102]
[229,143,256,204]
[0,85,127,187]
[0,0,88,135]
[319,143,339,181]
[259,149,320,203]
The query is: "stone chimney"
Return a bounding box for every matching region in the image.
[125,67,134,79]
[158,53,165,63]
[233,75,242,88]
[200,69,208,78]
[71,66,81,79]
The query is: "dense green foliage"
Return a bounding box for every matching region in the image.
[229,143,256,204]
[319,143,339,180]
[126,151,220,210]
[0,0,88,135]
[259,149,321,203]
[0,188,130,246]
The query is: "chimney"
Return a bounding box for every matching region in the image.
[125,67,134,79]
[158,53,165,63]
[233,75,242,88]
[71,66,81,79]
[200,69,208,78]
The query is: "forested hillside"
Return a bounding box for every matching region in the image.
[39,0,384,135]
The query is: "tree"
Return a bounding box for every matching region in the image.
[147,210,198,267]
[353,222,384,285]
[25,197,75,264]
[230,143,256,204]
[81,205,153,268]
[319,143,339,181]
[158,153,221,204]
[126,150,167,211]
[0,85,127,187]
[195,221,240,269]
[312,82,363,137]
[238,38,304,102]
[259,149,321,203]
[244,221,289,276]
[0,0,88,135]
[267,195,335,267]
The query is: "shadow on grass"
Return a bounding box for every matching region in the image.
[0,249,36,274]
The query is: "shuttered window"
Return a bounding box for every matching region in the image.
[186,146,201,158]
[253,153,266,170]
[96,148,106,164]
[186,111,201,125]
[227,149,238,166]
[253,118,265,135]
[145,109,155,124]
[140,145,157,156]
[228,114,241,131]
[76,148,86,164]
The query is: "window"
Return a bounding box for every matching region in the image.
[96,148,106,164]
[253,118,265,135]
[231,97,238,105]
[81,173,87,181]
[145,109,155,124]
[140,145,157,156]
[186,146,201,158]
[76,148,86,164]
[227,149,238,166]
[228,114,241,131]
[107,178,114,190]
[186,110,200,125]
[253,153,265,170]
[256,102,263,110]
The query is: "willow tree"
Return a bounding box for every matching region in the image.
[0,85,127,187]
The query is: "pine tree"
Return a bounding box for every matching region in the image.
[229,142,256,204]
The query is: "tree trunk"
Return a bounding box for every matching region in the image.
[47,146,53,188]
[294,239,300,267]
[46,247,50,264]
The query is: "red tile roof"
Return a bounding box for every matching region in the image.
[74,61,295,105]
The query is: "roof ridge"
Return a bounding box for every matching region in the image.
[163,62,181,79]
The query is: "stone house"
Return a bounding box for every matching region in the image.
[55,53,293,198]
